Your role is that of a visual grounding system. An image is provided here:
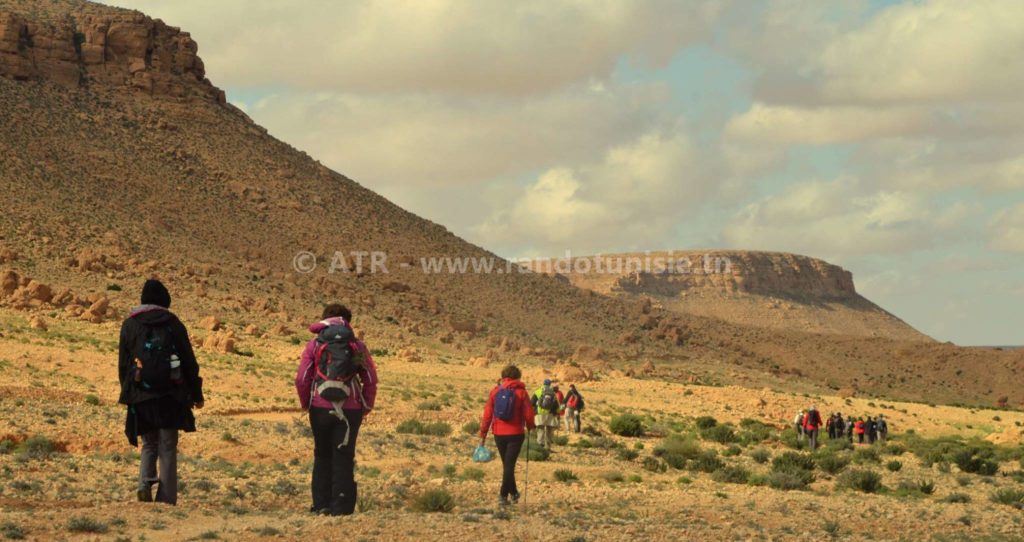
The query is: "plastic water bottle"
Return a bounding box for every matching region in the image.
[169,354,181,380]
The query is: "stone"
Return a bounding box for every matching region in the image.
[29,316,47,330]
[199,316,222,331]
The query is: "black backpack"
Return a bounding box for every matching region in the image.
[538,386,558,413]
[313,324,363,404]
[133,323,179,392]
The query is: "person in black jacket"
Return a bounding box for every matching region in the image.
[118,279,204,505]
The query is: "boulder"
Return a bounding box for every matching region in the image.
[382,281,411,293]
[0,269,18,296]
[26,280,53,303]
[203,331,236,354]
[398,347,423,363]
[271,324,293,336]
[554,364,592,383]
[88,297,109,315]
[29,316,47,331]
[243,324,259,336]
[199,316,222,331]
[80,310,104,324]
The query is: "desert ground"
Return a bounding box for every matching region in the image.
[1,310,1023,541]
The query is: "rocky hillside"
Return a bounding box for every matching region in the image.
[526,251,928,342]
[0,0,1022,408]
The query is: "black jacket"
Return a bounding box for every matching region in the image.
[118,306,203,445]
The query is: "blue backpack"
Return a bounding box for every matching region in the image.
[494,385,517,421]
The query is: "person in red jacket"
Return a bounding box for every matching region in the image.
[802,406,823,450]
[854,417,866,444]
[479,365,536,506]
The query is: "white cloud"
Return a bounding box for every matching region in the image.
[244,82,666,189]
[103,0,720,96]
[725,103,933,145]
[722,177,965,256]
[475,129,714,254]
[816,0,1024,106]
[990,203,1024,253]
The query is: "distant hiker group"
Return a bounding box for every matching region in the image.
[794,407,890,450]
[479,368,587,505]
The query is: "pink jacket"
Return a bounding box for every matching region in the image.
[295,317,378,411]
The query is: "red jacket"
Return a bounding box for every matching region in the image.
[802,410,822,430]
[854,420,866,434]
[480,378,536,438]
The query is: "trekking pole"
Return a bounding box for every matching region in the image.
[523,429,530,508]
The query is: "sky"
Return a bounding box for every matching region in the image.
[101,0,1024,346]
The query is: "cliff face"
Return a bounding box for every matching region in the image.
[0,1,223,102]
[529,251,857,300]
[527,251,928,342]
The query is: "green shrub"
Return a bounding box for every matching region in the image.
[627,474,643,483]
[551,434,569,446]
[695,416,717,429]
[655,435,703,470]
[990,488,1024,508]
[700,424,738,444]
[722,445,742,457]
[953,449,998,475]
[520,444,550,462]
[885,445,906,456]
[827,438,853,451]
[768,469,813,490]
[1,521,25,540]
[411,488,455,513]
[711,465,750,484]
[609,414,645,437]
[553,469,579,483]
[84,394,100,406]
[461,467,485,481]
[816,453,851,475]
[897,479,934,496]
[67,517,108,533]
[772,452,815,473]
[852,447,880,464]
[642,456,666,473]
[942,492,971,503]
[416,400,443,411]
[461,421,480,435]
[16,436,60,461]
[750,448,771,464]
[688,451,724,473]
[837,469,883,493]
[616,448,639,461]
[598,469,622,481]
[886,460,902,472]
[396,419,451,436]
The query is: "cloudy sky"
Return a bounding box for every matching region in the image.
[102,0,1024,345]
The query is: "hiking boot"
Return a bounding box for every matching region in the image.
[498,496,510,507]
[136,485,152,503]
[510,493,520,505]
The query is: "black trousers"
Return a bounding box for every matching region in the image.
[494,433,525,499]
[309,407,364,515]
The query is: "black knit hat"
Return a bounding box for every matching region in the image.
[141,279,171,309]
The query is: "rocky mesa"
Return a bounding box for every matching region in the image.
[0,0,224,102]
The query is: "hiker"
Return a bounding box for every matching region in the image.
[854,417,866,444]
[118,279,204,505]
[532,379,560,447]
[826,414,836,440]
[563,384,584,433]
[846,416,855,442]
[833,413,845,441]
[867,416,878,445]
[295,304,378,516]
[802,406,823,450]
[479,365,536,506]
[877,415,888,443]
[793,410,806,441]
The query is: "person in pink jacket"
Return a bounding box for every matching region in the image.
[295,304,378,516]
